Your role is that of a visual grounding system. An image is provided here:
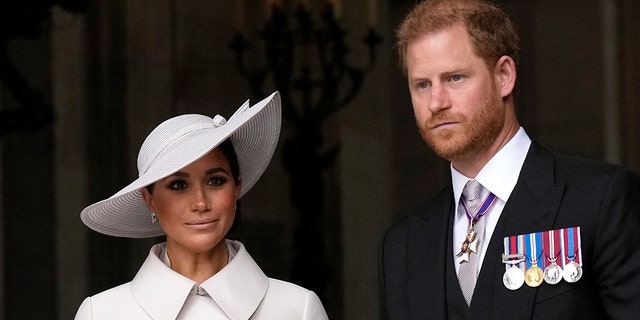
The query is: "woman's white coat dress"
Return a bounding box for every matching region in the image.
[74,240,329,320]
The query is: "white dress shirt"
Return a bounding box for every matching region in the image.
[452,127,531,275]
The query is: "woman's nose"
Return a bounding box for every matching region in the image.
[192,187,211,212]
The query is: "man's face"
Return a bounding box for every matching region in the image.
[406,23,505,164]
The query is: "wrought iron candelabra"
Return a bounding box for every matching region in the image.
[230,1,381,302]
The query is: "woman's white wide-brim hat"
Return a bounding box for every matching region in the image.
[81,91,281,238]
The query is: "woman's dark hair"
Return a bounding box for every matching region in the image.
[218,139,243,240]
[145,139,243,239]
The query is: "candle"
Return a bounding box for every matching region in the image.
[369,0,377,27]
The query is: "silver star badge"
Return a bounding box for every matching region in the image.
[456,231,479,263]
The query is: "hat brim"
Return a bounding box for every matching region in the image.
[80,92,281,238]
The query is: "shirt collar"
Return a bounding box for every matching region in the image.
[130,243,194,320]
[452,127,531,205]
[199,241,268,320]
[130,240,268,320]
[159,241,239,298]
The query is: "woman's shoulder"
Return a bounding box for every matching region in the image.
[82,283,135,308]
[74,282,147,319]
[258,278,328,319]
[88,282,134,301]
[256,279,329,319]
[266,277,314,295]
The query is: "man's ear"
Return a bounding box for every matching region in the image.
[494,55,516,98]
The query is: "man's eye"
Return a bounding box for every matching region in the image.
[451,75,462,81]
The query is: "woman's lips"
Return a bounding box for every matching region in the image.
[185,219,218,230]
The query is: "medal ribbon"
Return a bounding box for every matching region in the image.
[559,228,566,267]
[536,232,543,265]
[542,230,550,269]
[575,227,582,264]
[562,226,582,265]
[553,229,562,266]
[518,234,525,270]
[565,228,573,265]
[525,233,533,269]
[504,234,527,271]
[503,236,514,272]
[461,192,497,222]
[525,232,543,269]
[542,230,561,269]
[505,227,582,275]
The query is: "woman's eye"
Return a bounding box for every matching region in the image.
[208,176,227,186]
[418,82,429,89]
[168,180,188,190]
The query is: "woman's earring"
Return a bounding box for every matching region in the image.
[151,213,158,224]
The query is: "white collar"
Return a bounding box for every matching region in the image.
[159,241,238,297]
[452,127,531,205]
[130,240,268,320]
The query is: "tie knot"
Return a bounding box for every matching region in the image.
[462,179,482,202]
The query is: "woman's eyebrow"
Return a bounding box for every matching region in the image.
[166,167,229,179]
[169,171,189,178]
[206,167,229,175]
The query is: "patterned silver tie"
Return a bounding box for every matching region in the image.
[458,179,484,306]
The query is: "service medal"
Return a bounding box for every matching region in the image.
[502,235,526,290]
[562,260,583,283]
[542,229,564,285]
[524,232,544,287]
[525,265,544,287]
[503,266,525,290]
[543,258,563,285]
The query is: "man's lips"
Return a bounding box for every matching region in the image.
[431,121,458,129]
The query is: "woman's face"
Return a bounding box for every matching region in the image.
[141,148,241,255]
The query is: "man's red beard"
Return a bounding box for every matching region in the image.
[418,90,505,163]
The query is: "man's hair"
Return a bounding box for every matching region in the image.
[396,0,520,73]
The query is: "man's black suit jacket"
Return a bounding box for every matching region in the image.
[380,142,640,319]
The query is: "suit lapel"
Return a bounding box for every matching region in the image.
[407,186,453,319]
[499,143,567,236]
[470,143,567,319]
